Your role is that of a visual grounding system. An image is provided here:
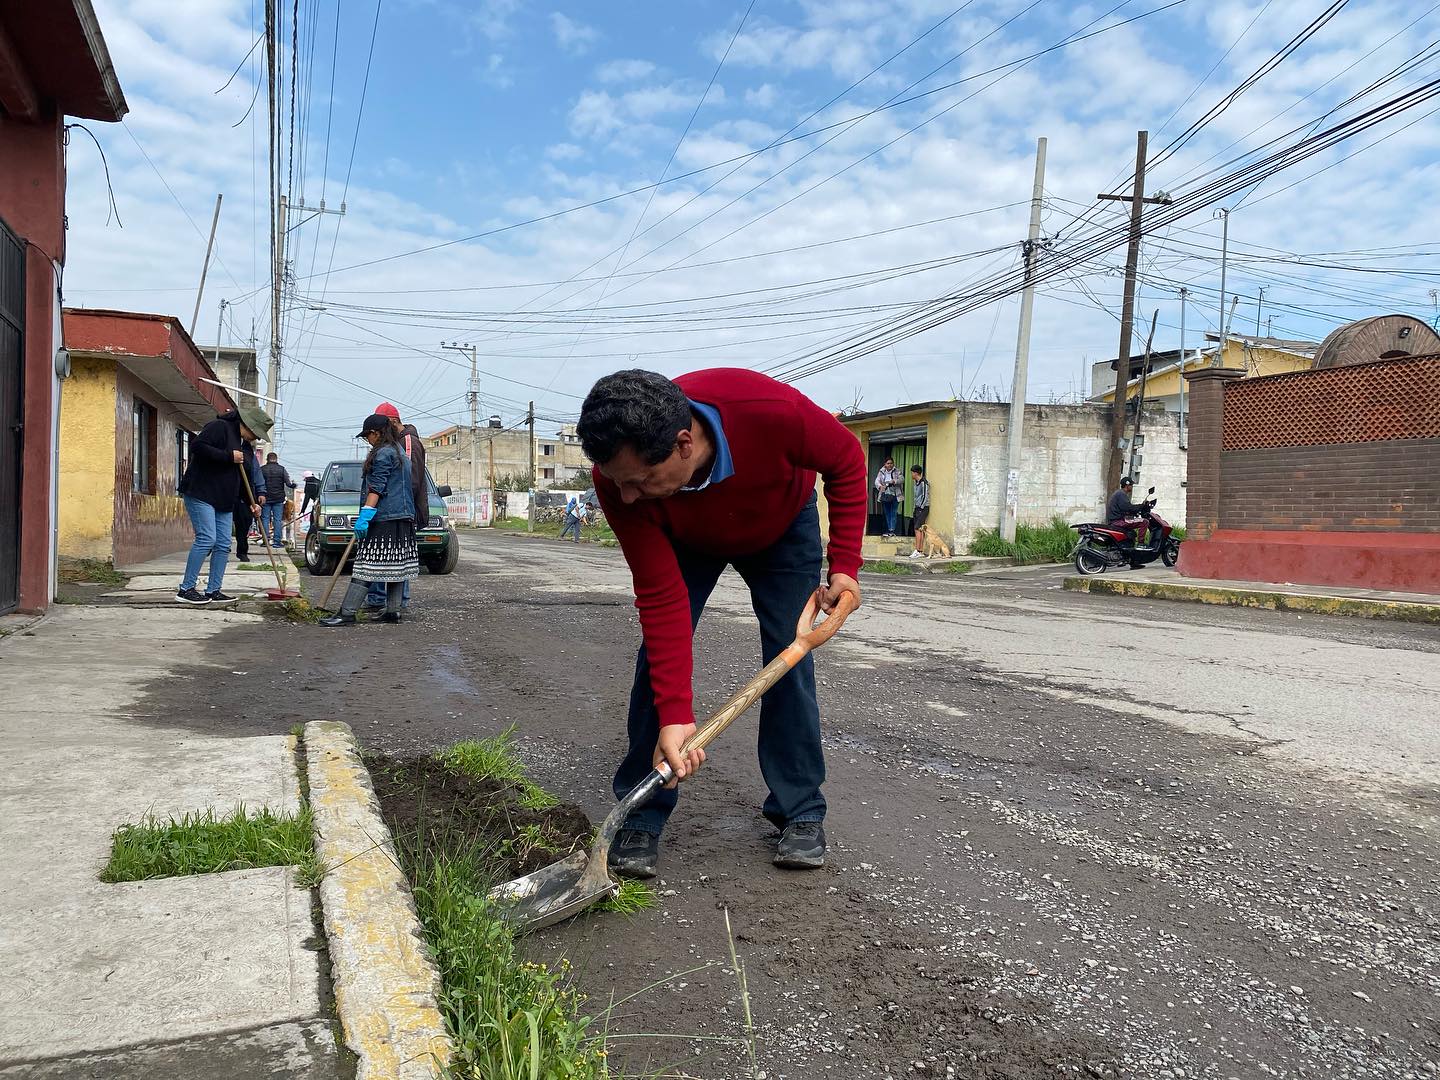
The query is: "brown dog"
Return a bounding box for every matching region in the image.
[919,524,950,558]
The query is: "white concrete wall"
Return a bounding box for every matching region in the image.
[950,402,1185,544]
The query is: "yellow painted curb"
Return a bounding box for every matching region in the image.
[1064,576,1440,624]
[306,721,452,1079]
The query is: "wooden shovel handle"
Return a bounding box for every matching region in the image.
[680,587,857,758]
[318,533,358,610]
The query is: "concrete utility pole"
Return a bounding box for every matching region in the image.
[1100,132,1172,495]
[441,341,479,524]
[266,196,344,454]
[267,193,286,449]
[1001,136,1047,543]
[1214,207,1230,367]
[527,401,536,534]
[1128,310,1159,480]
[191,193,222,335]
[213,298,227,368]
[1255,287,1267,336]
[1178,287,1188,448]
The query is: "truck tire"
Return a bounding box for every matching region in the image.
[426,534,460,575]
[305,529,337,576]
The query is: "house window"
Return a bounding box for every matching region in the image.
[175,429,192,479]
[542,444,554,456]
[542,467,555,479]
[132,399,158,494]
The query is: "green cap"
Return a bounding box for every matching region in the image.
[238,403,274,441]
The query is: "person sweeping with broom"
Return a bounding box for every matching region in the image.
[577,368,866,879]
[319,413,419,627]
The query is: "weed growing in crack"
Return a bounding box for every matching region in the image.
[439,726,559,810]
[596,878,657,916]
[102,805,319,886]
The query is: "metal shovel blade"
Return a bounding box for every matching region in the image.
[485,848,617,933]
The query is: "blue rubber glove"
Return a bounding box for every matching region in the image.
[354,506,377,536]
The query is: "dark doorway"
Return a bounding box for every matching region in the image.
[0,218,24,615]
[866,428,925,537]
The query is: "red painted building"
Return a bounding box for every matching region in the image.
[0,1,127,613]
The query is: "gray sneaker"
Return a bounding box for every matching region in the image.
[774,821,826,869]
[607,828,660,880]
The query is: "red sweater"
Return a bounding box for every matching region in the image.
[595,369,866,729]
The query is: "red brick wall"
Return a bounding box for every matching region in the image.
[1215,355,1440,535]
[1219,440,1440,532]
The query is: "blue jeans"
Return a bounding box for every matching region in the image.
[559,514,581,542]
[367,578,409,609]
[261,501,285,547]
[881,497,898,534]
[614,493,825,835]
[182,496,233,593]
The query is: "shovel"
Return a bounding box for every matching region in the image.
[488,586,858,932]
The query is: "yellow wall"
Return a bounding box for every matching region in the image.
[57,357,118,560]
[818,408,958,548]
[1098,342,1312,402]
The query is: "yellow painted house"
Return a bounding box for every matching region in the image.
[1092,334,1317,416]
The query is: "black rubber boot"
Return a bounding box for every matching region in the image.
[607,829,660,880]
[318,612,357,627]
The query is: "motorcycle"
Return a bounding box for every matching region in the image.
[1070,486,1180,576]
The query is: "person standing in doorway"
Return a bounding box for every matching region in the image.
[366,402,427,613]
[873,456,902,538]
[908,464,930,559]
[176,404,271,605]
[321,414,420,627]
[260,452,296,548]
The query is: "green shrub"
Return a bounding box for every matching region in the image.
[967,516,1078,563]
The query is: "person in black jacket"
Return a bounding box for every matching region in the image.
[177,404,272,605]
[260,452,296,547]
[233,442,266,561]
[1105,477,1147,547]
[366,401,428,611]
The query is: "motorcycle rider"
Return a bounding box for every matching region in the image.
[1105,477,1148,547]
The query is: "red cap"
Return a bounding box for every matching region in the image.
[374,402,400,419]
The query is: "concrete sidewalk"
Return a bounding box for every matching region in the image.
[0,606,347,1078]
[1065,566,1440,622]
[112,552,297,606]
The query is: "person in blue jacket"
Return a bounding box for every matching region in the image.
[320,414,419,626]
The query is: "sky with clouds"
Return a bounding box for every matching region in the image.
[65,0,1440,469]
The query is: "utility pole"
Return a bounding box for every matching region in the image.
[1255,287,1268,336]
[1127,310,1159,480]
[266,196,345,454]
[1214,207,1230,366]
[441,341,479,525]
[1001,136,1047,543]
[1100,131,1172,495]
[1178,287,1188,448]
[526,401,536,534]
[267,193,286,450]
[191,193,223,335]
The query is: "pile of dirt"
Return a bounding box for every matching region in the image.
[365,753,593,878]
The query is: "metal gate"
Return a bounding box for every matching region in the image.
[0,218,24,615]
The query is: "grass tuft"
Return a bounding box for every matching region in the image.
[439,727,559,810]
[597,878,657,915]
[279,597,322,623]
[861,559,917,575]
[401,832,609,1078]
[57,557,128,587]
[102,805,318,886]
[967,515,1078,563]
[944,560,975,574]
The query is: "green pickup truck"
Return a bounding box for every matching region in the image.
[302,459,458,576]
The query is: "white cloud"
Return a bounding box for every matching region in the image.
[745,84,778,108]
[545,142,585,161]
[550,12,600,55]
[596,58,656,83]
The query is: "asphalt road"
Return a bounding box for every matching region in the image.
[141,529,1440,1079]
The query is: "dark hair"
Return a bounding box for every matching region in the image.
[363,423,404,478]
[911,464,923,476]
[577,369,692,465]
[266,452,278,462]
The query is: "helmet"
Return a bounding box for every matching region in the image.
[1120,476,1134,488]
